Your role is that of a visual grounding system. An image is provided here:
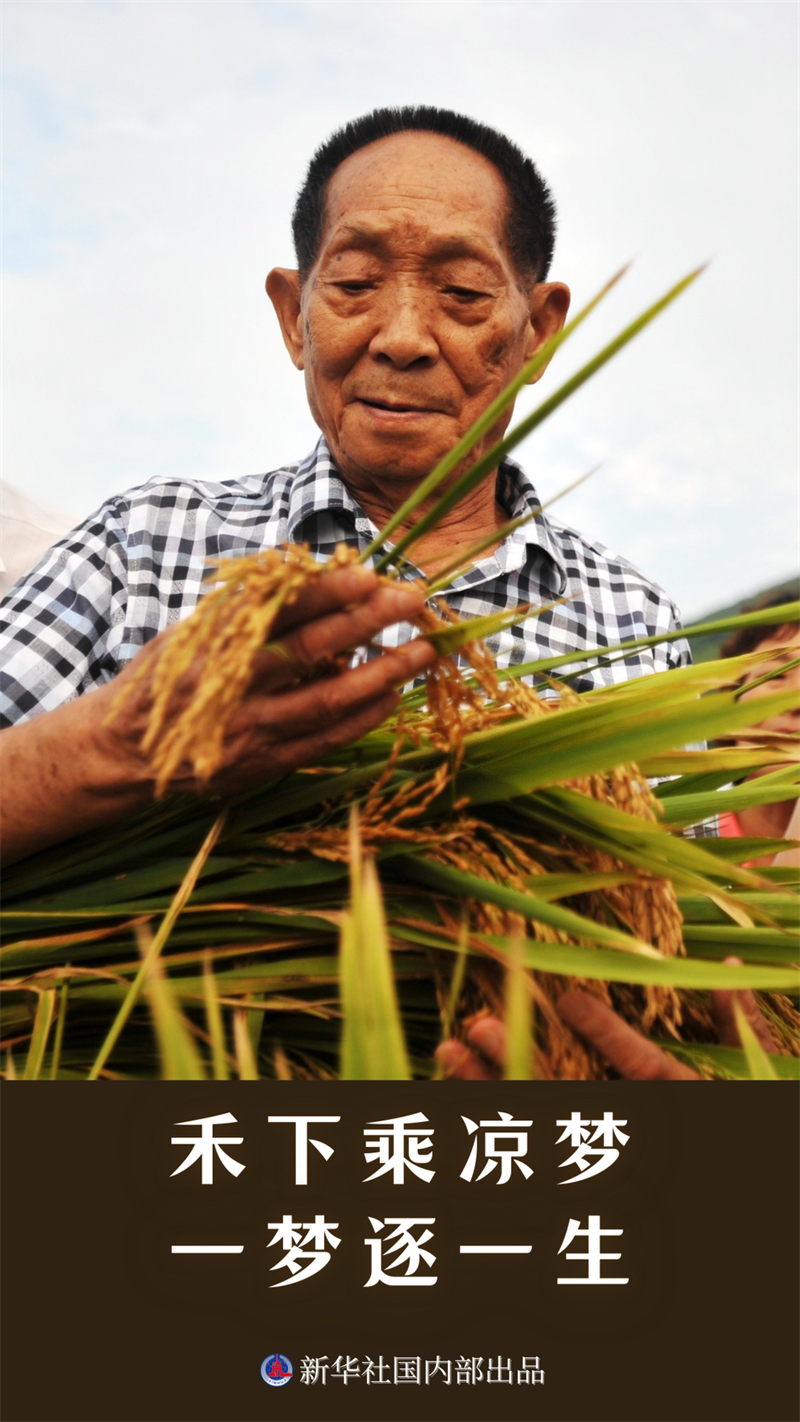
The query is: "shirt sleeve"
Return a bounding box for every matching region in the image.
[658,596,692,672]
[0,498,131,727]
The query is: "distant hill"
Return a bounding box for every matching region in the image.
[688,575,800,662]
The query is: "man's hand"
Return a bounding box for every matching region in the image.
[0,565,435,865]
[435,960,778,1081]
[102,564,434,796]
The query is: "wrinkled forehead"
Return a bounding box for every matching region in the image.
[319,130,512,260]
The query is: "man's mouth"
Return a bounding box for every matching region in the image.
[355,397,441,415]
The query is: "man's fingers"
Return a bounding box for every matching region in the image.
[240,638,434,742]
[253,583,430,688]
[712,957,777,1053]
[271,690,401,774]
[269,565,380,635]
[557,990,700,1080]
[207,689,401,796]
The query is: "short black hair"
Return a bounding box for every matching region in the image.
[720,584,800,660]
[291,106,557,285]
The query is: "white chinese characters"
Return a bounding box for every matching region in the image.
[170,1112,245,1185]
[460,1112,534,1183]
[266,1214,341,1288]
[167,1107,632,1289]
[556,1111,630,1184]
[363,1112,434,1184]
[297,1354,545,1386]
[365,1217,437,1287]
[267,1115,340,1184]
[557,1215,628,1284]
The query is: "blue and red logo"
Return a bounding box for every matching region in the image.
[260,1353,293,1387]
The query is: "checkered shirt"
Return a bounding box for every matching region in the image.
[2,439,718,835]
[0,433,693,721]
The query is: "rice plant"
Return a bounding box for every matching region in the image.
[2,268,797,1081]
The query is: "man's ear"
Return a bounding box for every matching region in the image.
[524,282,571,383]
[266,268,305,370]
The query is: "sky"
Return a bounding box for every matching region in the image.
[2,0,798,620]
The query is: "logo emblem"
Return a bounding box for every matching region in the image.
[260,1353,293,1387]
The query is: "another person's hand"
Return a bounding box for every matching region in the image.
[435,959,778,1081]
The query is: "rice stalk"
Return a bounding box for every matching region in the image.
[339,810,411,1081]
[734,999,780,1081]
[49,978,69,1080]
[22,989,56,1080]
[2,265,797,1080]
[202,950,229,1081]
[504,933,534,1081]
[233,1011,259,1080]
[87,812,225,1078]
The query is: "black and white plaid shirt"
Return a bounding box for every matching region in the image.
[0,435,690,727]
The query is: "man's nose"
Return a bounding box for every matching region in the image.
[367,290,439,368]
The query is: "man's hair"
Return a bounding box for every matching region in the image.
[291,106,556,285]
[720,584,800,660]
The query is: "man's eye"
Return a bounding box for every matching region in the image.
[445,286,490,303]
[334,281,374,295]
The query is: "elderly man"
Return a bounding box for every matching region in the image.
[4,107,739,1077]
[0,108,687,860]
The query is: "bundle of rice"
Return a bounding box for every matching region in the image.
[2,270,797,1081]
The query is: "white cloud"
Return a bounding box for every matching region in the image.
[1,0,797,617]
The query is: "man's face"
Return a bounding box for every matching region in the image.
[268,131,569,491]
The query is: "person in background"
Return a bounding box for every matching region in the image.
[0,482,78,602]
[718,587,799,869]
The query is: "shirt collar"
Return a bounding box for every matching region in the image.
[286,434,567,596]
[285,437,364,540]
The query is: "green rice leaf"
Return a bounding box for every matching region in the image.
[501,602,800,684]
[504,934,533,1080]
[658,764,799,828]
[145,950,207,1081]
[522,870,642,899]
[441,913,469,1041]
[655,1040,798,1081]
[456,689,799,805]
[22,989,57,1081]
[49,979,69,1080]
[651,752,798,797]
[87,813,225,1079]
[680,928,798,962]
[733,1000,780,1080]
[695,837,798,864]
[424,600,563,656]
[395,854,661,956]
[340,817,411,1080]
[477,934,799,991]
[203,951,229,1081]
[678,893,799,926]
[233,1011,260,1080]
[505,790,764,894]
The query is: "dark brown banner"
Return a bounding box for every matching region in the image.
[2,1082,798,1422]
